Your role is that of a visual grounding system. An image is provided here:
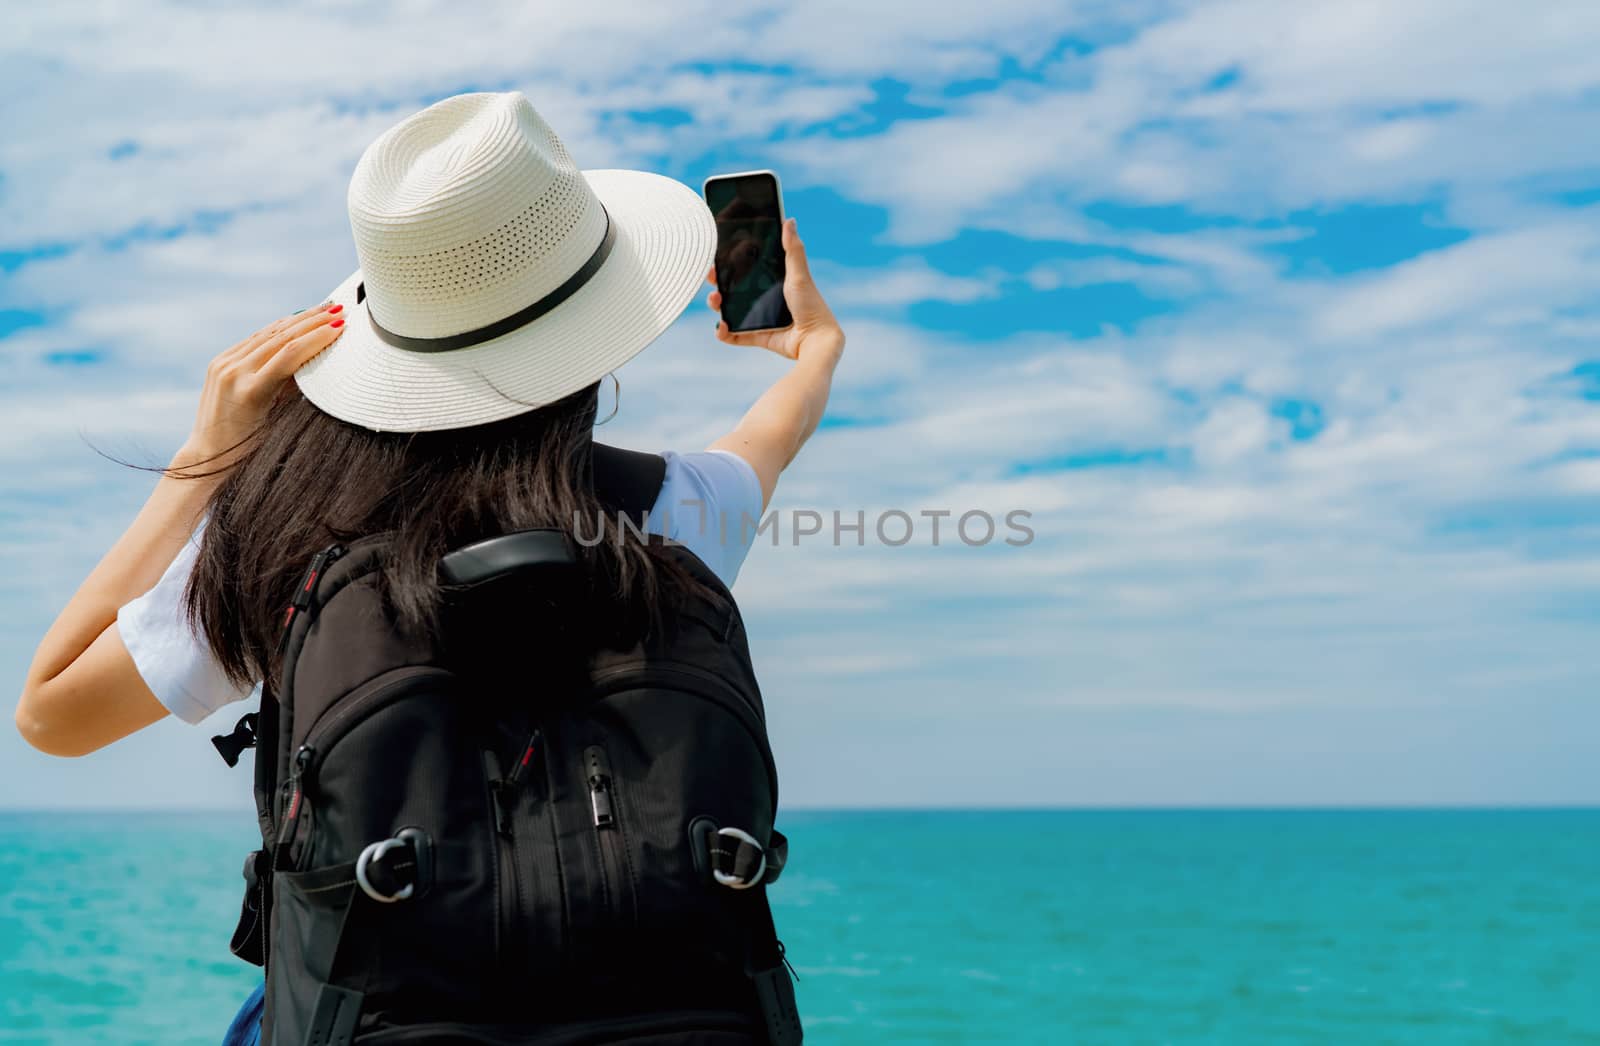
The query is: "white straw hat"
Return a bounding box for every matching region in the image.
[294,91,715,432]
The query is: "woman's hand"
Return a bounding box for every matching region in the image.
[16,301,349,756]
[706,217,845,364]
[178,302,347,471]
[706,216,846,511]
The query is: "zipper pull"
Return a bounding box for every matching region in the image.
[585,745,616,828]
[589,772,615,828]
[275,544,346,655]
[274,744,316,857]
[504,729,541,790]
[484,752,512,838]
[489,778,513,837]
[490,730,540,837]
[284,745,315,823]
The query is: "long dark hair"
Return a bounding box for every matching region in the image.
[180,382,691,693]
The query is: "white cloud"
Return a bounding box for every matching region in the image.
[1311,219,1600,341]
[822,259,1005,307]
[760,0,1600,240]
[1190,397,1272,467]
[1120,0,1600,112]
[1025,256,1200,296]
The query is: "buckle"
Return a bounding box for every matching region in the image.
[355,838,415,903]
[210,712,258,768]
[710,826,766,890]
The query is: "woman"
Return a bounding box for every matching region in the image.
[16,91,843,1043]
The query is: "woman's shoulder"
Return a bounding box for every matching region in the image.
[116,518,258,725]
[648,450,763,587]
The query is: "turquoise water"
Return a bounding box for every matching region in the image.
[2,810,1597,1044]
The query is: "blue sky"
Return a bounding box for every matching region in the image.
[2,1,1599,809]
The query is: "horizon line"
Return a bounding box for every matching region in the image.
[3,803,1598,816]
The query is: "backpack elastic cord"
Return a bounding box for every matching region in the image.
[699,824,800,1044]
[733,884,803,1046]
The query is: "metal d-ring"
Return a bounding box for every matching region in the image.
[711,826,766,890]
[355,838,415,903]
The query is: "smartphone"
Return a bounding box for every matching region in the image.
[702,169,793,333]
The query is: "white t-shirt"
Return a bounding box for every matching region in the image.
[117,449,763,725]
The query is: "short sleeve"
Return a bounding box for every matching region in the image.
[116,522,257,725]
[647,449,764,587]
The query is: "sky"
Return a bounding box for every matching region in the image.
[1,1,1598,810]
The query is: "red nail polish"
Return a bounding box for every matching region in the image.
[327,303,343,314]
[330,318,345,328]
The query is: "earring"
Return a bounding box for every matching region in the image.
[596,373,620,426]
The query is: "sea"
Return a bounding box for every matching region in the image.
[1,809,1596,1044]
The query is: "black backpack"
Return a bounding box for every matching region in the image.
[213,445,801,1045]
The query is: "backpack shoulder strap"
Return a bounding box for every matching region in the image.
[215,680,280,970]
[590,441,666,520]
[252,683,282,847]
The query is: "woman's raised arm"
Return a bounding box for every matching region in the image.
[15,306,346,756]
[706,218,846,511]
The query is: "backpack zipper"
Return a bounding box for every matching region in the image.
[483,732,539,967]
[588,659,778,797]
[481,750,508,961]
[273,665,454,871]
[275,542,347,656]
[584,744,634,925]
[295,666,455,762]
[586,747,615,828]
[270,541,347,866]
[488,728,541,835]
[273,743,316,867]
[506,730,541,792]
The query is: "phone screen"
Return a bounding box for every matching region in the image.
[704,172,793,332]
